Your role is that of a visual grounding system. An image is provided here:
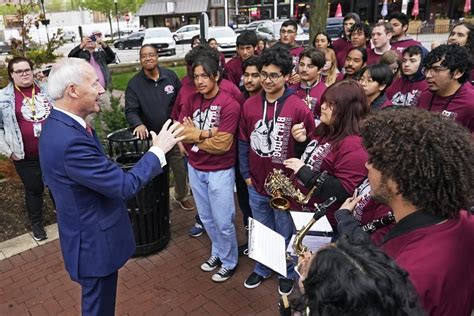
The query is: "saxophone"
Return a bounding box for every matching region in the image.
[292,196,337,256]
[264,169,328,211]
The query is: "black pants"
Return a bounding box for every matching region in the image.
[13,157,44,225]
[235,159,252,227]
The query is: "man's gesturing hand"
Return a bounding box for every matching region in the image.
[151,119,185,154]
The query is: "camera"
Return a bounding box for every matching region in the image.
[90,35,96,42]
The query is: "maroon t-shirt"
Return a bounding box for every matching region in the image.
[382,211,474,315]
[290,45,305,69]
[14,85,52,157]
[366,47,398,65]
[333,38,352,70]
[386,77,429,107]
[352,178,394,245]
[416,83,474,132]
[171,77,244,121]
[239,93,315,198]
[290,81,327,124]
[179,90,240,171]
[224,56,244,90]
[299,134,369,226]
[391,38,422,54]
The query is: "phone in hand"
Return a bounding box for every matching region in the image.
[90,35,96,42]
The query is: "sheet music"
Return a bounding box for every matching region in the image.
[247,217,287,277]
[290,211,333,232]
[287,235,332,256]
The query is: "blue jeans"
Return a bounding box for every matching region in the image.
[248,186,295,279]
[188,164,238,269]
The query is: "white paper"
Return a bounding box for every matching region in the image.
[290,211,333,232]
[287,235,332,256]
[247,217,287,277]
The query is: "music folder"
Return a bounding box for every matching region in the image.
[247,217,287,278]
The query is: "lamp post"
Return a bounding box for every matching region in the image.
[39,0,50,43]
[114,0,121,39]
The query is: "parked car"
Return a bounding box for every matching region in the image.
[0,41,11,54]
[325,17,344,38]
[113,31,145,50]
[172,24,200,43]
[142,27,176,56]
[61,30,76,42]
[209,27,237,57]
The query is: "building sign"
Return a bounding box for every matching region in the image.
[166,2,175,13]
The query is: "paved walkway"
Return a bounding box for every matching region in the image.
[0,200,281,315]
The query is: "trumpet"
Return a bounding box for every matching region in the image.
[292,196,337,257]
[264,169,328,211]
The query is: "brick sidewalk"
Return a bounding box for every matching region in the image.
[0,201,282,315]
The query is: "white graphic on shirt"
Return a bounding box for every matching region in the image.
[353,178,372,222]
[300,139,332,172]
[250,117,292,163]
[21,92,51,122]
[192,105,222,129]
[441,110,457,120]
[391,90,421,106]
[164,85,175,95]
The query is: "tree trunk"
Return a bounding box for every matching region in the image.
[309,0,328,46]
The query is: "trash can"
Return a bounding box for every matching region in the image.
[107,128,170,257]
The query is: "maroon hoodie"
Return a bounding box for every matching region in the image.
[224,56,244,90]
[386,77,429,107]
[391,38,423,54]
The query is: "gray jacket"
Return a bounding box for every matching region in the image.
[0,80,50,159]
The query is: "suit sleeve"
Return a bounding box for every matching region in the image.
[63,137,163,201]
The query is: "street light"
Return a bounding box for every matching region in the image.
[114,0,121,39]
[39,0,50,43]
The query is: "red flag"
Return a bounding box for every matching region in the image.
[335,3,342,17]
[464,0,471,13]
[412,0,419,17]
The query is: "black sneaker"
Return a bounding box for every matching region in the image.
[238,243,249,256]
[212,266,236,282]
[244,272,270,289]
[200,256,221,272]
[278,278,294,295]
[32,223,47,241]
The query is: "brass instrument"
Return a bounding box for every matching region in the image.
[264,169,328,211]
[292,197,337,257]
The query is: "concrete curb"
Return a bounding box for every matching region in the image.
[0,223,59,261]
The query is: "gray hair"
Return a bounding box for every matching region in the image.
[47,58,90,100]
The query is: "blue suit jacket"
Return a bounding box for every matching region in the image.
[39,109,163,281]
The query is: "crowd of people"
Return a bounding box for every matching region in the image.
[0,11,473,315]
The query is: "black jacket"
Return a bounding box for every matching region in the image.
[125,67,181,133]
[68,45,116,88]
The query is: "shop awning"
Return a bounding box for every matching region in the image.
[136,0,209,16]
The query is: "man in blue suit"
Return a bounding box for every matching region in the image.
[39,58,184,316]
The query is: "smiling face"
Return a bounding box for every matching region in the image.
[10,61,34,88]
[75,65,105,117]
[351,29,367,48]
[448,24,470,47]
[260,64,288,97]
[139,46,158,71]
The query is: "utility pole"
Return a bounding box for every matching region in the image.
[309,0,328,44]
[114,0,121,39]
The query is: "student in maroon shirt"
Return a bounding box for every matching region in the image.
[279,19,304,85]
[179,56,240,283]
[357,64,393,110]
[335,22,371,72]
[224,31,258,91]
[367,22,394,65]
[336,107,474,315]
[388,12,423,54]
[290,48,326,124]
[446,22,474,85]
[285,80,369,227]
[239,46,315,295]
[416,44,474,132]
[333,13,360,71]
[386,45,428,106]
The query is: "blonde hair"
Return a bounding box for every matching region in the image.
[321,48,338,86]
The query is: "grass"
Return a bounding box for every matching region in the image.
[111,65,187,91]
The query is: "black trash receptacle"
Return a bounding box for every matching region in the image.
[107,128,170,257]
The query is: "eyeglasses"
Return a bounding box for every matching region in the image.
[140,53,157,60]
[358,77,375,85]
[422,66,449,76]
[280,30,296,35]
[260,71,283,82]
[12,69,32,75]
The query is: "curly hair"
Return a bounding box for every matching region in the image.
[292,235,423,315]
[423,44,472,84]
[361,107,474,218]
[449,22,474,58]
[259,45,293,76]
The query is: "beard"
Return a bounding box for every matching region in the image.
[371,176,396,205]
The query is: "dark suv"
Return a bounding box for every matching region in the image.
[113,32,145,50]
[326,17,344,38]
